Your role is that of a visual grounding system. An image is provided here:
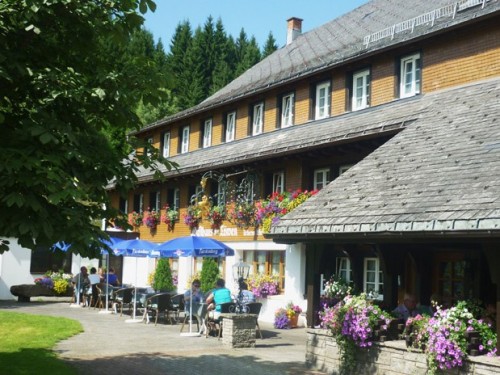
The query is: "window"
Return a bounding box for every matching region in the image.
[252,103,264,135]
[145,137,153,156]
[167,188,180,211]
[119,197,128,215]
[181,125,190,154]
[314,168,330,190]
[202,119,212,148]
[225,111,236,142]
[272,171,284,193]
[400,53,421,98]
[161,132,170,158]
[363,258,384,300]
[281,93,295,127]
[339,164,353,176]
[30,245,71,273]
[149,191,160,211]
[315,81,331,119]
[352,69,370,111]
[133,193,143,213]
[244,250,285,291]
[336,257,352,282]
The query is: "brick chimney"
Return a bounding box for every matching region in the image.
[286,17,303,45]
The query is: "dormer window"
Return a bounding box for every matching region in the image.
[352,69,370,111]
[315,81,331,120]
[400,53,421,98]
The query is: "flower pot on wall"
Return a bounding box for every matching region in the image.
[290,314,299,328]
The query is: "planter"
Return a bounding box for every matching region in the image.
[289,314,299,328]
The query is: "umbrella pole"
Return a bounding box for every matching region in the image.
[181,257,200,337]
[126,257,142,323]
[99,253,113,314]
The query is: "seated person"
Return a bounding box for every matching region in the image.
[104,267,120,287]
[87,267,101,307]
[72,266,90,305]
[184,279,204,312]
[206,278,232,319]
[392,292,419,322]
[237,279,255,305]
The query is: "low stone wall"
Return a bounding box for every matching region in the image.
[10,284,73,302]
[306,328,500,375]
[221,313,256,348]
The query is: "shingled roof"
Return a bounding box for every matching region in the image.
[138,0,499,134]
[268,77,500,240]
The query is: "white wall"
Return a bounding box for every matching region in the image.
[0,239,34,300]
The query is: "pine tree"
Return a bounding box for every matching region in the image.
[236,36,261,77]
[152,258,174,292]
[200,258,220,293]
[262,32,278,58]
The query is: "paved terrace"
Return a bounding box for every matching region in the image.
[0,298,326,375]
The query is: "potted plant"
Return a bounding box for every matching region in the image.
[199,258,220,293]
[206,205,225,230]
[183,205,201,231]
[129,211,143,229]
[143,208,160,230]
[246,273,279,298]
[161,204,179,232]
[322,274,354,305]
[226,200,256,229]
[403,314,430,349]
[151,258,174,292]
[286,301,302,328]
[274,308,291,329]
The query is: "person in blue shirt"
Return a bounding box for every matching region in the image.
[237,280,255,305]
[206,278,232,318]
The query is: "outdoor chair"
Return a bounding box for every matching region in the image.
[246,302,263,339]
[113,287,134,316]
[206,302,236,339]
[95,283,115,310]
[145,292,176,325]
[170,294,185,322]
[180,302,208,334]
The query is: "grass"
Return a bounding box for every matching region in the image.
[0,310,83,375]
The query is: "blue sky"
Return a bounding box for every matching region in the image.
[143,0,369,51]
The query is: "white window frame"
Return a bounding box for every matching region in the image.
[252,103,264,136]
[203,119,212,148]
[146,137,153,157]
[363,257,384,300]
[153,191,161,211]
[272,171,284,193]
[181,125,190,154]
[315,81,331,120]
[313,168,330,190]
[173,188,180,210]
[336,257,352,283]
[226,111,236,142]
[162,132,170,158]
[281,93,294,127]
[400,53,421,98]
[352,69,370,111]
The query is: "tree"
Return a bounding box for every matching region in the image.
[199,258,220,293]
[262,32,278,58]
[0,0,175,256]
[152,258,174,292]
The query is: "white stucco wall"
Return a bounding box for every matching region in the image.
[0,239,34,300]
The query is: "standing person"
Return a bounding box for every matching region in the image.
[206,278,232,318]
[72,266,90,306]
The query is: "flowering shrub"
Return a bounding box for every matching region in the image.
[255,189,317,233]
[323,274,354,301]
[319,294,391,373]
[425,301,497,374]
[206,205,225,230]
[246,273,279,298]
[274,308,291,329]
[129,211,143,227]
[143,208,160,229]
[35,271,72,295]
[286,301,302,318]
[183,205,201,230]
[161,204,179,231]
[403,314,430,349]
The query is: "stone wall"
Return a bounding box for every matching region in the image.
[221,314,256,348]
[306,328,500,375]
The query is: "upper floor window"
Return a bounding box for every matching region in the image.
[202,119,212,148]
[315,81,331,120]
[145,137,153,156]
[181,125,190,154]
[272,171,285,193]
[119,197,128,215]
[252,102,264,136]
[225,111,236,142]
[167,188,180,211]
[314,168,330,190]
[400,53,421,98]
[281,93,295,128]
[149,191,160,211]
[161,132,170,158]
[133,193,143,213]
[364,257,384,300]
[352,69,370,111]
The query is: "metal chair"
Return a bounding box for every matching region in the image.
[246,302,263,339]
[95,283,114,310]
[145,292,176,325]
[180,302,208,335]
[206,302,236,339]
[113,287,134,316]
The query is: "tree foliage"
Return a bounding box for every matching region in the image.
[152,258,174,291]
[0,0,175,257]
[199,258,220,293]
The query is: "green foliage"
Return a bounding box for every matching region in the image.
[199,258,220,293]
[152,258,174,291]
[262,32,278,58]
[0,0,178,257]
[0,311,82,374]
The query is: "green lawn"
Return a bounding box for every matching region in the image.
[0,310,83,375]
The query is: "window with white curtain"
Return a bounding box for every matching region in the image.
[203,119,212,148]
[400,53,421,98]
[226,111,236,142]
[363,258,384,300]
[181,125,189,154]
[315,81,331,119]
[281,93,294,127]
[252,103,264,135]
[314,168,330,190]
[162,132,170,157]
[352,69,370,111]
[272,171,284,193]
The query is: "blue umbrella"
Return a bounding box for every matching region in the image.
[156,235,235,335]
[111,238,158,322]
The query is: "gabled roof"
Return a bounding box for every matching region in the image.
[139,0,499,134]
[133,94,429,183]
[268,77,500,240]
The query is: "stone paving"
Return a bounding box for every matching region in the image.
[0,298,327,375]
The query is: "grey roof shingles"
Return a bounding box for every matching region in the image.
[269,77,500,238]
[138,0,499,133]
